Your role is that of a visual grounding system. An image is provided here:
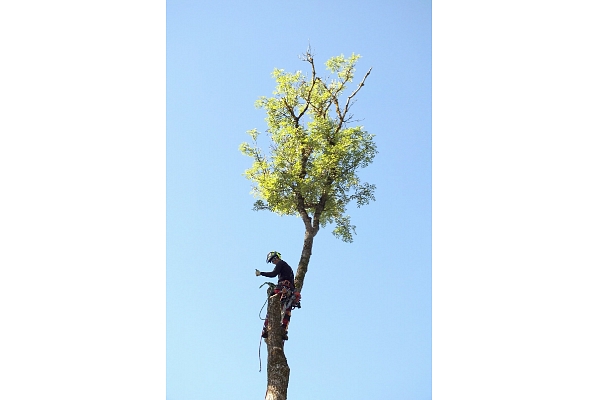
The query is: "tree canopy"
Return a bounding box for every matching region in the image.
[240,50,377,243]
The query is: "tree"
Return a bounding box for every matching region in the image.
[240,48,377,400]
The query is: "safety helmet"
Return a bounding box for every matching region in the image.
[266,251,281,263]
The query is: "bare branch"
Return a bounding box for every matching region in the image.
[321,83,344,128]
[296,53,317,122]
[281,98,298,122]
[342,67,372,121]
[293,190,314,232]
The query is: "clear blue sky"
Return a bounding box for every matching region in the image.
[166,0,431,399]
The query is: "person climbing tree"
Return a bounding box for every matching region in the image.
[255,251,298,341]
[241,48,376,399]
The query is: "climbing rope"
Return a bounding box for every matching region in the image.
[258,332,264,372]
[258,281,275,372]
[257,281,302,372]
[258,297,268,321]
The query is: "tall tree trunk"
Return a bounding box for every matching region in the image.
[294,229,316,293]
[264,294,290,400]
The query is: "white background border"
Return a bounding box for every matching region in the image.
[433,1,599,398]
[1,1,598,399]
[0,1,165,399]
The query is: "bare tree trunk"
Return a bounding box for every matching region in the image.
[294,229,315,293]
[264,294,290,400]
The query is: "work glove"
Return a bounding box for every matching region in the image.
[255,269,261,276]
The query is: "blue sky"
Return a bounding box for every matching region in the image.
[2,2,600,400]
[167,1,431,399]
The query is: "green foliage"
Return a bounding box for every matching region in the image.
[240,51,377,242]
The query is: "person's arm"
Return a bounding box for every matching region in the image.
[259,262,281,278]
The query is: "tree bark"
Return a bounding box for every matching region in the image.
[293,229,315,293]
[264,293,290,400]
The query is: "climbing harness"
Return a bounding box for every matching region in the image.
[258,281,301,321]
[257,281,302,372]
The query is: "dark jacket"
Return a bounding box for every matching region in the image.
[260,260,294,287]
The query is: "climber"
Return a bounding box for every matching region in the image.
[255,251,296,341]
